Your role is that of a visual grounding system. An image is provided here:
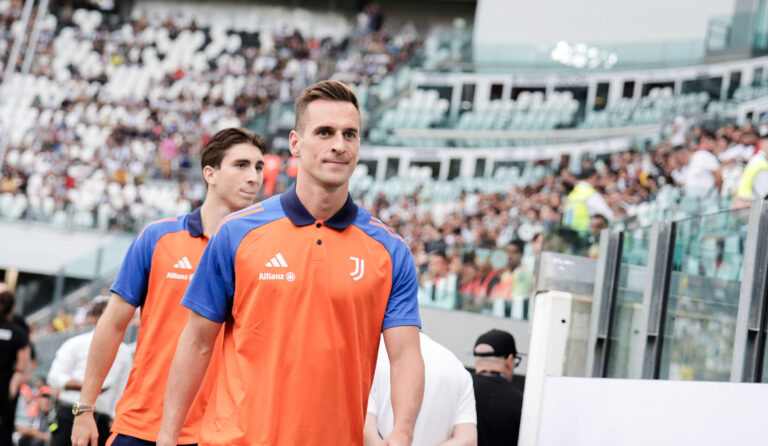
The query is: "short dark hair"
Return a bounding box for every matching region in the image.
[201,127,266,171]
[294,80,360,133]
[579,167,597,180]
[508,239,525,254]
[430,249,448,259]
[0,291,15,317]
[88,301,108,319]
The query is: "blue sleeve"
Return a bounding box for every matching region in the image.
[181,224,237,323]
[111,227,157,307]
[382,246,421,330]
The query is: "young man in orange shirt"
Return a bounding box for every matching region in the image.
[157,81,425,446]
[71,128,266,446]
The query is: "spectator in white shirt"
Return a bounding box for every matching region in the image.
[365,333,477,446]
[48,301,132,446]
[682,131,722,198]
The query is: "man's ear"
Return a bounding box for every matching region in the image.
[202,165,216,187]
[289,130,300,157]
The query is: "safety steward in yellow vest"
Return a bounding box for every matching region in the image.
[562,167,612,232]
[734,137,768,209]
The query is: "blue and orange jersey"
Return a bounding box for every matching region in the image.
[181,183,421,445]
[110,208,215,444]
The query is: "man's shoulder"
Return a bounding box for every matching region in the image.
[213,196,285,241]
[352,208,409,252]
[472,373,522,395]
[136,214,187,243]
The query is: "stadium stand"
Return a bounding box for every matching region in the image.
[0,0,426,232]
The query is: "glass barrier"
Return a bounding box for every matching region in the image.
[541,226,599,259]
[416,242,535,320]
[61,234,134,280]
[416,225,597,320]
[659,208,749,381]
[606,224,652,378]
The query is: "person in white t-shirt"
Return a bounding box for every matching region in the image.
[365,333,477,446]
[48,300,132,446]
[682,131,722,198]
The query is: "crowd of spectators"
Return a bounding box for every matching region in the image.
[2,2,765,322]
[0,1,421,230]
[352,117,763,316]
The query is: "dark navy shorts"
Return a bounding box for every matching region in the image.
[107,433,197,446]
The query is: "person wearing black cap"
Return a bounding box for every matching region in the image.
[472,329,523,446]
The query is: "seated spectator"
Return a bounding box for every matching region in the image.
[461,245,501,309]
[15,389,56,446]
[19,377,50,420]
[72,298,90,328]
[489,239,533,319]
[418,250,458,309]
[50,308,73,332]
[682,129,721,198]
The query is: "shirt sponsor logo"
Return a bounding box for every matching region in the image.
[259,271,296,282]
[167,272,194,281]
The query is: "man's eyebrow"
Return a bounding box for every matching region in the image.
[232,158,251,164]
[314,125,335,133]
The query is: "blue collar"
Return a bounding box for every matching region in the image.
[280,182,358,230]
[187,207,205,238]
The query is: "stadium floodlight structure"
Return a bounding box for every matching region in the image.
[0,0,41,170]
[20,0,52,75]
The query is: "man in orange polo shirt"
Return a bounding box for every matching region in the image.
[157,80,425,446]
[71,128,266,446]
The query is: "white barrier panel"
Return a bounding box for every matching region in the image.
[538,377,768,446]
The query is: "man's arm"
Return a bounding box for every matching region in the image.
[16,425,52,441]
[381,325,424,446]
[438,423,477,446]
[364,411,383,446]
[10,346,30,399]
[48,337,79,390]
[71,294,136,446]
[157,311,221,446]
[714,168,723,191]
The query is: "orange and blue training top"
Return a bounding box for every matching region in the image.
[109,208,215,444]
[181,183,421,446]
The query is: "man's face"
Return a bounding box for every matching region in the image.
[38,396,52,414]
[206,143,265,211]
[428,254,448,277]
[590,216,608,234]
[289,99,360,190]
[506,245,522,269]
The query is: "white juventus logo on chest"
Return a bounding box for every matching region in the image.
[349,257,365,281]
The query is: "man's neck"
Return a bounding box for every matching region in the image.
[475,368,508,380]
[295,176,349,221]
[200,197,241,237]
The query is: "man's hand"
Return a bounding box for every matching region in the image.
[71,412,99,446]
[380,430,413,446]
[15,425,33,435]
[156,433,177,446]
[9,371,23,399]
